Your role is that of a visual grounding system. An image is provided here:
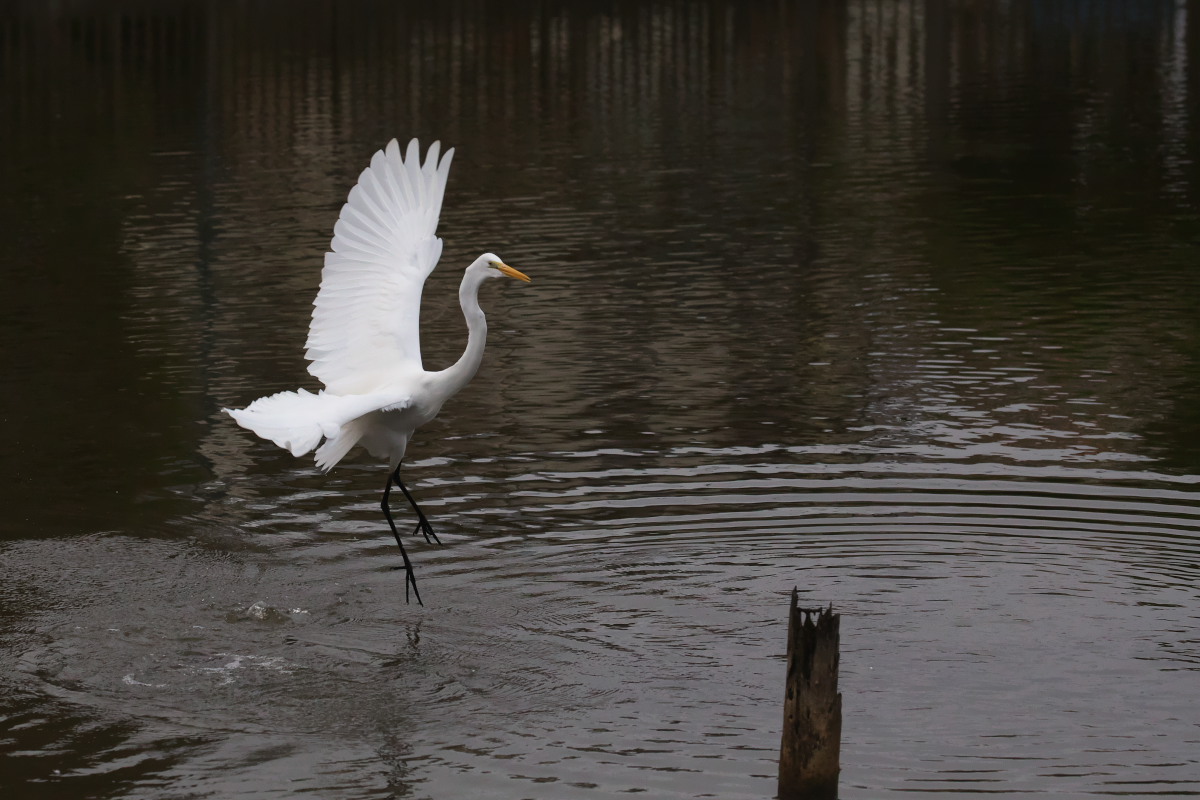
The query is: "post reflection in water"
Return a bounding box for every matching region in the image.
[0,2,1198,798]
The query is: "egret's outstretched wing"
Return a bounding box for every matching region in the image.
[305,139,455,393]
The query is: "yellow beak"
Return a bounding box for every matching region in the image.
[496,262,532,283]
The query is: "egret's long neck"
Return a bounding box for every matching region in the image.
[439,270,489,399]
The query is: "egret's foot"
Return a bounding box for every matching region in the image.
[411,518,441,546]
[390,564,424,606]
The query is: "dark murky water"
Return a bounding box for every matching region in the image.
[2,1,1200,797]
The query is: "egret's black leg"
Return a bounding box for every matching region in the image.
[382,475,423,606]
[390,464,442,545]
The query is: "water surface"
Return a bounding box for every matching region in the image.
[2,1,1199,797]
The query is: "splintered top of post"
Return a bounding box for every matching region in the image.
[790,588,836,622]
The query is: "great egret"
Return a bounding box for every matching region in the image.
[225,139,531,604]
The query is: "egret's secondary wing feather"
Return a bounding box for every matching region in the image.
[305,139,455,393]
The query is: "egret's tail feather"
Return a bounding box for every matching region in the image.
[315,418,366,472]
[224,388,332,458]
[223,387,392,471]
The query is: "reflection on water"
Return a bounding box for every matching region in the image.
[1,1,1199,798]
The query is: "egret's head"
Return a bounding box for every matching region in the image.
[472,252,532,283]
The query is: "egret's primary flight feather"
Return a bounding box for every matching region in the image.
[224,138,531,604]
[307,138,453,389]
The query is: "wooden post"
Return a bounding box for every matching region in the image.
[778,591,841,799]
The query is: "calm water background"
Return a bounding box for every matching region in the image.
[2,1,1199,797]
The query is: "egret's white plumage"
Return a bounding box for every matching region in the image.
[307,138,451,390]
[224,138,531,602]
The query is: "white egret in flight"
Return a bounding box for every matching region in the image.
[225,139,531,604]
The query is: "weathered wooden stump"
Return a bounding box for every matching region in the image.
[778,591,841,799]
